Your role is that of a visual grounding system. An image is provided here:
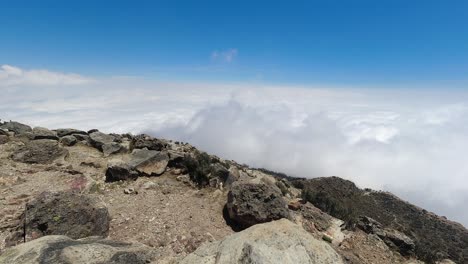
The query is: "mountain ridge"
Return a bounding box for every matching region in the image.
[0,120,466,264]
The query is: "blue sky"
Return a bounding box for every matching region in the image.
[2,0,468,87]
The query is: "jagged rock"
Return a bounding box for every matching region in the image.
[0,235,158,264]
[89,131,115,151]
[131,134,166,151]
[105,164,139,182]
[180,219,343,264]
[60,135,77,146]
[102,142,123,156]
[227,181,290,228]
[32,127,58,140]
[11,139,68,164]
[54,128,88,138]
[0,121,32,135]
[357,216,415,256]
[130,149,169,175]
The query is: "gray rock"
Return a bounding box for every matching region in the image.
[11,139,68,164]
[0,235,158,264]
[72,133,91,143]
[227,181,290,229]
[32,127,58,140]
[54,128,88,137]
[89,131,115,151]
[180,219,343,264]
[60,135,77,146]
[0,121,32,135]
[105,164,139,182]
[131,134,166,151]
[102,142,123,156]
[130,149,169,175]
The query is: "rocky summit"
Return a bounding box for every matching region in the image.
[0,120,466,264]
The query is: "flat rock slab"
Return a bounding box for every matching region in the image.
[11,139,68,164]
[181,219,343,264]
[54,128,88,138]
[130,149,169,175]
[0,235,158,264]
[9,191,110,245]
[32,127,58,140]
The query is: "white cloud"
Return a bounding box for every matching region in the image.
[0,65,93,86]
[211,48,238,62]
[2,65,468,227]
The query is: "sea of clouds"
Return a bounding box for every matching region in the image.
[2,65,468,227]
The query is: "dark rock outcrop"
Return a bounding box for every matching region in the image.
[0,121,32,135]
[294,176,468,263]
[0,235,157,264]
[226,181,290,229]
[11,139,68,164]
[130,134,166,151]
[105,164,139,182]
[18,191,110,243]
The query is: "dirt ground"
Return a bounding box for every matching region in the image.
[0,140,233,262]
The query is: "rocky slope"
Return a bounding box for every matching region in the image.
[0,120,465,264]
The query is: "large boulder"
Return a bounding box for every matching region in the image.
[32,127,58,140]
[7,191,110,245]
[227,181,290,228]
[181,219,343,264]
[130,149,169,175]
[0,235,157,264]
[11,139,68,164]
[0,121,32,135]
[130,134,166,151]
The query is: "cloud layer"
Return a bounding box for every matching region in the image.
[0,65,92,87]
[2,65,468,227]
